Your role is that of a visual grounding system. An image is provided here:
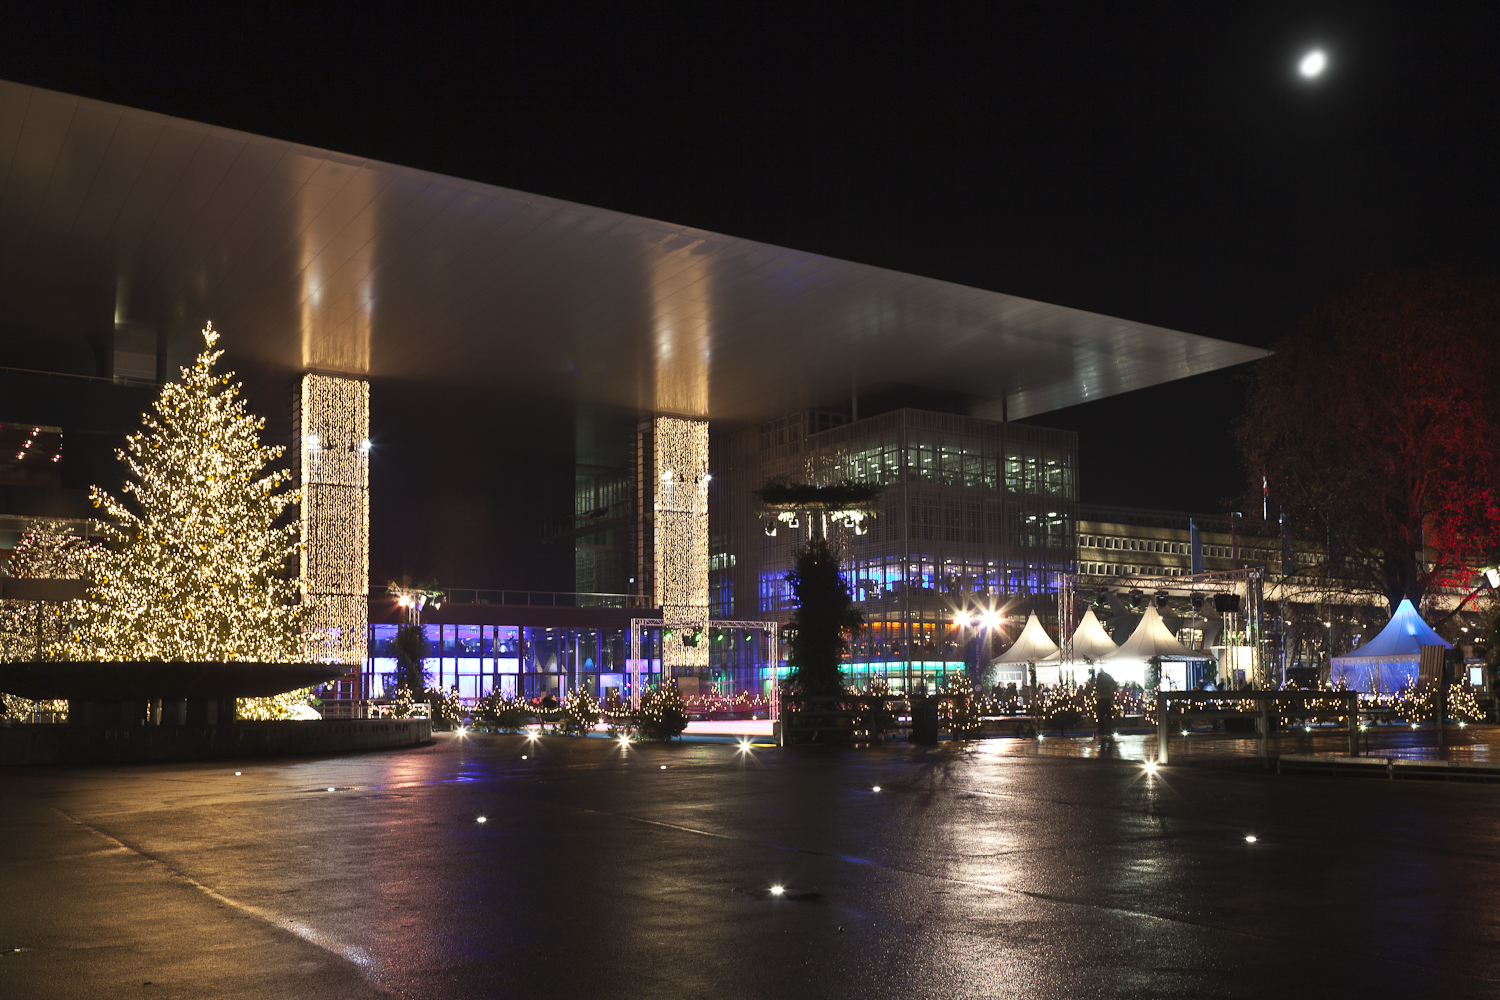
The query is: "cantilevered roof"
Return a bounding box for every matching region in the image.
[0,80,1265,423]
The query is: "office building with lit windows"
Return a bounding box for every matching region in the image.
[0,79,1265,702]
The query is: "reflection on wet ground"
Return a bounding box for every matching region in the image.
[3,732,1499,999]
[984,724,1500,763]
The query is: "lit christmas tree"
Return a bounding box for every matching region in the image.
[68,323,307,673]
[0,519,92,663]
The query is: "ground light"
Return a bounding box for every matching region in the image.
[327,787,336,792]
[1143,761,1158,774]
[1245,835,1258,843]
[769,885,785,896]
[737,739,752,752]
[872,785,881,792]
[477,816,487,824]
[521,755,527,759]
[456,726,468,736]
[234,771,241,776]
[660,765,667,769]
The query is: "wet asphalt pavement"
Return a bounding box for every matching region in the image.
[2,732,1498,999]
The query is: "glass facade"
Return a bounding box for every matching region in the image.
[365,622,779,704]
[717,407,1079,693]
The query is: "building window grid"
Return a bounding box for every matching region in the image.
[722,409,1078,692]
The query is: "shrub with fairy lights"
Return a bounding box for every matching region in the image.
[1397,682,1484,724]
[562,688,602,735]
[64,323,313,720]
[637,681,689,741]
[475,691,530,732]
[388,685,416,719]
[1039,685,1089,735]
[940,675,984,738]
[431,685,465,730]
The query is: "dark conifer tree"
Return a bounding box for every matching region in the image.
[785,537,864,696]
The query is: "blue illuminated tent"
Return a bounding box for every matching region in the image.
[1330,599,1452,693]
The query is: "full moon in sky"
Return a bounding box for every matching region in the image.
[1299,49,1327,79]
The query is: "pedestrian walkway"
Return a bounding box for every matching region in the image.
[966,724,1500,765]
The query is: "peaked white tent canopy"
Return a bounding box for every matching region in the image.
[993,612,1061,664]
[1331,599,1452,693]
[1043,607,1119,662]
[986,612,1059,687]
[1104,605,1213,689]
[1106,605,1200,661]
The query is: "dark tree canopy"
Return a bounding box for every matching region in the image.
[1236,269,1500,613]
[784,537,865,696]
[754,477,883,513]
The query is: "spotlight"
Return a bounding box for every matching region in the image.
[1143,761,1158,774]
[477,816,487,824]
[327,787,336,792]
[872,785,881,792]
[234,771,242,776]
[769,885,785,896]
[521,755,528,759]
[660,765,667,770]
[456,725,468,736]
[1245,834,1258,843]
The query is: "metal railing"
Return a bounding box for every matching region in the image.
[1155,689,1359,765]
[319,699,431,720]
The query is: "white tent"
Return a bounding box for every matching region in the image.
[992,611,1060,663]
[986,611,1058,686]
[1033,607,1120,686]
[1042,607,1119,662]
[1104,604,1213,689]
[1330,598,1452,693]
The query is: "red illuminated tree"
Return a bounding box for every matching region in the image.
[1237,269,1500,615]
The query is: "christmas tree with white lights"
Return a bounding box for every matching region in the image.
[0,519,93,663]
[69,323,306,664]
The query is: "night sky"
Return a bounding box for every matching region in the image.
[4,2,1496,513]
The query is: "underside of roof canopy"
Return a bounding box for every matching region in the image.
[0,80,1266,424]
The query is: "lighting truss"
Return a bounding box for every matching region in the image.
[629,618,781,715]
[298,373,369,665]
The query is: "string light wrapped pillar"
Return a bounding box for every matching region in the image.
[297,374,370,675]
[653,416,710,683]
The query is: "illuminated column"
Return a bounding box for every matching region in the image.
[654,416,709,680]
[298,373,370,665]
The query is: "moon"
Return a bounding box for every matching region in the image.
[1299,49,1327,79]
